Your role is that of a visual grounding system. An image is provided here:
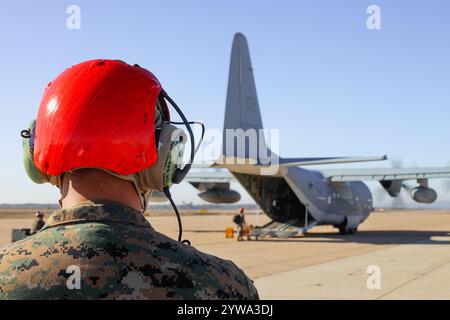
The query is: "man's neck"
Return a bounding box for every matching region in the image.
[60,171,142,212]
[61,194,141,211]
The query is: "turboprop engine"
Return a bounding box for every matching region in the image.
[380,180,403,197]
[411,186,437,204]
[198,188,241,204]
[189,182,241,204]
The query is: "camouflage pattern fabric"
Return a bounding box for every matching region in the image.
[0,201,259,300]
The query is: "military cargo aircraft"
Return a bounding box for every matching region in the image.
[154,33,450,235]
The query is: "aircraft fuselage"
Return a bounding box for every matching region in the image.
[232,166,373,232]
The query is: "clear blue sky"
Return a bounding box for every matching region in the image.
[0,0,449,206]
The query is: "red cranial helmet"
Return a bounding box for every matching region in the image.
[34,59,165,176]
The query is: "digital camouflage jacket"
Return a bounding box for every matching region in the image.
[0,201,259,300]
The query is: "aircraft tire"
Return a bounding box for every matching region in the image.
[336,217,359,235]
[338,227,357,235]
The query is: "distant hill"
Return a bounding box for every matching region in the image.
[0,203,59,209]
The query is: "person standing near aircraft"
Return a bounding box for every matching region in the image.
[233,207,247,241]
[0,59,259,300]
[30,211,45,235]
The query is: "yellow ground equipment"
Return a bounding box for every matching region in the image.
[225,227,234,238]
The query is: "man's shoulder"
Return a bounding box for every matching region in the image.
[0,234,44,297]
[0,223,259,300]
[0,234,37,256]
[143,230,259,299]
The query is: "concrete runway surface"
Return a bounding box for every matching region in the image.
[1,209,450,300]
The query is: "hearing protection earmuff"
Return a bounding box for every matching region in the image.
[160,89,195,184]
[21,120,48,185]
[157,90,205,245]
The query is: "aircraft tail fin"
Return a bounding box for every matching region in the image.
[222,33,271,163]
[217,33,385,173]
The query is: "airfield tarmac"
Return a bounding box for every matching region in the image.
[1,209,450,300]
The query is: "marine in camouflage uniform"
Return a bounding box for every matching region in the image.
[30,213,45,235]
[0,200,259,300]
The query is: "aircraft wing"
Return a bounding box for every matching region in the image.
[320,167,450,182]
[186,165,450,184]
[278,155,387,167]
[191,156,389,177]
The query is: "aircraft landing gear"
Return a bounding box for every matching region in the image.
[336,217,358,235]
[338,227,358,235]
